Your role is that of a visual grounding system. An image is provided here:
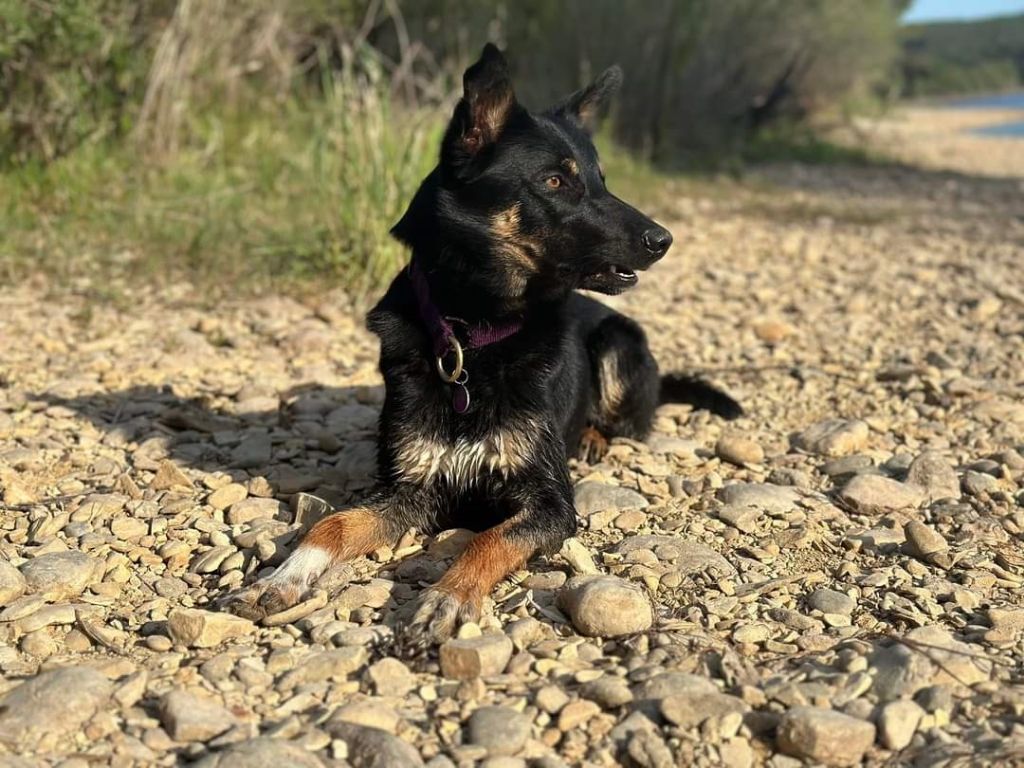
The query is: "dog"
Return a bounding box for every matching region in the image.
[228,44,741,642]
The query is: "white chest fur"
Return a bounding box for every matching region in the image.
[394,422,540,487]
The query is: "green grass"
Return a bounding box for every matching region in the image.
[0,86,443,302]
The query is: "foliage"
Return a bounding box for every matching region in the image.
[901,13,1024,97]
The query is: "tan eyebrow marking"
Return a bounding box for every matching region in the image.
[561,158,579,176]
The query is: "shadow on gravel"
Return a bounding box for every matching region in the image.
[33,382,386,509]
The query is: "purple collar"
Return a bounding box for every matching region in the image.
[408,260,523,357]
[407,260,523,413]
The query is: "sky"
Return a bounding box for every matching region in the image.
[903,0,1024,23]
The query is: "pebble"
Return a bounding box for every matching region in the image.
[871,625,991,700]
[19,551,98,600]
[467,706,530,756]
[715,434,764,466]
[326,722,425,767]
[227,497,283,525]
[839,475,926,515]
[159,690,238,742]
[574,481,649,516]
[557,700,600,731]
[279,647,368,688]
[556,575,653,637]
[167,608,255,648]
[661,691,748,730]
[151,459,193,490]
[329,701,401,733]
[0,560,26,606]
[903,521,950,567]
[905,452,960,501]
[0,667,113,752]
[192,737,327,767]
[807,588,856,616]
[367,657,415,697]
[208,483,248,510]
[439,634,513,680]
[877,699,924,750]
[775,706,875,766]
[792,419,868,457]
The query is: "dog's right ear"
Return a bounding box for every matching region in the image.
[441,43,517,181]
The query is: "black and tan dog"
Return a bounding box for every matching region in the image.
[229,44,740,642]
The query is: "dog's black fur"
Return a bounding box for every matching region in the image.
[228,44,741,643]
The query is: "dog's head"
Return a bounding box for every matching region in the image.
[393,44,672,301]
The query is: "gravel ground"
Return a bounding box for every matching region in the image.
[2,120,1023,767]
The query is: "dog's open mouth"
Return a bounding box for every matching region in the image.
[610,265,637,284]
[581,264,640,295]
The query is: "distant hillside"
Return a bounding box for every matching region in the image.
[900,13,1024,97]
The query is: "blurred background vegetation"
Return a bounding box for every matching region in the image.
[1,0,1021,297]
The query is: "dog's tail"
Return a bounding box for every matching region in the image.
[659,374,743,420]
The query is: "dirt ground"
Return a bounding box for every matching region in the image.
[1,106,1022,767]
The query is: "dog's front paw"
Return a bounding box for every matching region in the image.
[403,587,482,648]
[224,578,306,622]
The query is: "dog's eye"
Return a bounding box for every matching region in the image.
[545,175,563,190]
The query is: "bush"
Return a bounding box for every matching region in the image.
[0,0,151,164]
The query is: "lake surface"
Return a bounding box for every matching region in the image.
[946,91,1024,138]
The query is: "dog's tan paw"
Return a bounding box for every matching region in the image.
[224,579,305,622]
[403,587,482,648]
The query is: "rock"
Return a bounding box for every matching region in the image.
[227,497,283,525]
[0,560,27,606]
[159,690,238,742]
[367,657,415,697]
[632,673,718,714]
[715,434,764,466]
[208,483,248,510]
[776,707,875,766]
[439,634,513,680]
[556,575,653,637]
[838,475,926,515]
[985,608,1024,644]
[536,685,571,714]
[280,647,369,688]
[574,481,649,516]
[903,521,949,566]
[558,700,600,731]
[327,722,425,767]
[19,551,98,600]
[871,625,991,700]
[962,470,999,497]
[661,692,748,730]
[627,730,675,768]
[718,505,761,533]
[166,608,255,648]
[905,452,960,501]
[330,701,401,733]
[559,538,600,574]
[792,419,869,457]
[877,699,923,750]
[731,623,770,644]
[0,667,114,752]
[192,738,326,767]
[717,483,800,513]
[613,536,735,575]
[581,678,633,709]
[232,434,272,469]
[151,459,192,490]
[807,588,856,616]
[752,318,795,344]
[467,706,530,756]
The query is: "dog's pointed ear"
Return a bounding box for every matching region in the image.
[441,44,517,179]
[551,65,623,133]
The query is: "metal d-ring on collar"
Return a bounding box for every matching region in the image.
[408,260,523,414]
[435,336,464,383]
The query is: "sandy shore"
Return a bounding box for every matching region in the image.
[850,105,1024,179]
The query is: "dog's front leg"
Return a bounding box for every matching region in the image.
[406,472,577,644]
[227,485,426,620]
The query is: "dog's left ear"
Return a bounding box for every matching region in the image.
[441,43,517,180]
[550,66,623,133]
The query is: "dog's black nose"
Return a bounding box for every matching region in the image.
[642,227,673,255]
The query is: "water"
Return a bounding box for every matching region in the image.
[946,91,1024,138]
